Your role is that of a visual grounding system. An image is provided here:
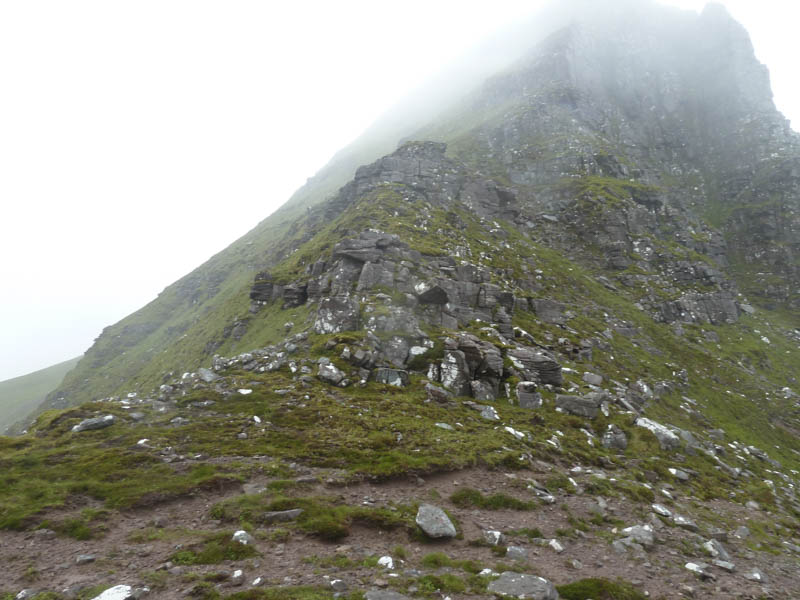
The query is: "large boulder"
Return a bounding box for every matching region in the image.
[555,394,601,418]
[318,362,345,386]
[602,424,628,450]
[415,504,457,539]
[373,368,409,387]
[72,415,115,433]
[487,572,559,599]
[635,417,681,450]
[508,347,562,386]
[516,381,542,409]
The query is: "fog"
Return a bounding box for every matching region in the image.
[1,0,798,381]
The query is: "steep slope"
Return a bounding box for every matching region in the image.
[3,2,800,598]
[0,356,80,433]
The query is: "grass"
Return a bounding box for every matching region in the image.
[557,577,648,600]
[210,492,415,541]
[0,356,81,433]
[170,531,260,565]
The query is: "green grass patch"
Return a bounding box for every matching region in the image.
[557,577,648,600]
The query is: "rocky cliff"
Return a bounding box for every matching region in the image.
[4,2,800,599]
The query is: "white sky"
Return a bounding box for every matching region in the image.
[0,0,798,381]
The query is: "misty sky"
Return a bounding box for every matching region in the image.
[1,0,798,382]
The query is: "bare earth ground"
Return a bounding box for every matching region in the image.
[2,461,798,599]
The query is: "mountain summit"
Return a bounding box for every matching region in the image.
[3,2,800,598]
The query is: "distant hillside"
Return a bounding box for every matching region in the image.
[0,357,81,433]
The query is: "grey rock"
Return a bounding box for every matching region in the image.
[703,539,730,561]
[555,394,601,418]
[508,347,562,386]
[635,417,680,450]
[479,404,500,421]
[364,591,410,600]
[471,379,496,401]
[76,554,96,565]
[669,468,691,481]
[484,530,506,546]
[672,515,699,532]
[72,415,115,433]
[314,296,360,334]
[88,587,135,600]
[516,381,542,409]
[232,530,255,545]
[440,350,471,396]
[486,572,559,599]
[621,525,655,548]
[262,509,304,524]
[732,526,750,539]
[383,336,410,367]
[415,504,457,539]
[373,368,409,387]
[685,562,715,580]
[506,545,529,560]
[744,568,768,583]
[318,363,345,386]
[425,383,452,403]
[582,372,603,386]
[602,424,628,450]
[414,280,449,304]
[197,367,219,383]
[230,569,245,585]
[712,559,736,572]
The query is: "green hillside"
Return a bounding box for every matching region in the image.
[0,357,81,433]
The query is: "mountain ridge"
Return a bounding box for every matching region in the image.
[3,2,800,598]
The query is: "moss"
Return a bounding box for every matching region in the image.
[211,493,414,541]
[170,531,260,565]
[557,578,648,600]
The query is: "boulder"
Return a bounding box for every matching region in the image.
[373,368,409,387]
[486,572,559,599]
[318,363,345,386]
[516,381,542,409]
[508,347,563,386]
[555,394,601,418]
[232,530,255,545]
[635,417,681,450]
[415,504,457,539]
[582,372,603,386]
[197,367,219,383]
[425,383,452,403]
[471,380,496,401]
[621,524,655,548]
[382,336,410,367]
[602,424,628,450]
[88,587,135,600]
[72,415,115,433]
